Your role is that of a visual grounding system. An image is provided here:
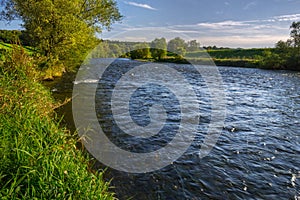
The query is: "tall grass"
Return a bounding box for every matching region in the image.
[0,45,115,199]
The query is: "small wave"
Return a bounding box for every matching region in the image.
[73,79,98,84]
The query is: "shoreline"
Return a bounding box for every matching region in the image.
[152,57,259,68]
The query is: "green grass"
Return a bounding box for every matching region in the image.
[183,48,274,68]
[0,46,115,199]
[0,42,35,55]
[186,48,274,60]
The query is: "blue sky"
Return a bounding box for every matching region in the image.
[100,0,300,48]
[2,0,300,48]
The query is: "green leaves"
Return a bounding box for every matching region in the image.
[258,21,300,70]
[1,0,122,69]
[150,38,167,60]
[167,37,187,58]
[290,21,300,47]
[130,43,151,59]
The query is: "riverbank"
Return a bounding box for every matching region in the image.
[153,57,259,68]
[0,47,115,199]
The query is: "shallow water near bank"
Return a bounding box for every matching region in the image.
[47,60,300,199]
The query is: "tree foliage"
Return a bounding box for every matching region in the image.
[130,43,150,59]
[0,29,22,43]
[1,0,122,69]
[91,41,125,58]
[187,40,200,52]
[150,37,167,60]
[167,37,187,58]
[259,21,300,70]
[290,22,300,47]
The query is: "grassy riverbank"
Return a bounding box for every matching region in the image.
[133,48,267,68]
[155,57,260,68]
[0,47,115,199]
[187,48,265,67]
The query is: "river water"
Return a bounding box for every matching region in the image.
[49,59,300,199]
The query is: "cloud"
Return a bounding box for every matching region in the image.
[273,13,300,22]
[197,20,250,29]
[124,1,157,10]
[102,25,288,48]
[102,13,300,48]
[196,13,300,30]
[199,35,288,48]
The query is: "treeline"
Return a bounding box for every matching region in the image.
[259,22,300,70]
[91,37,201,60]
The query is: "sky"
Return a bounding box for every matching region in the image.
[2,0,300,48]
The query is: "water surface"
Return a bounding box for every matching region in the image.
[49,60,300,199]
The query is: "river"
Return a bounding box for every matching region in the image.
[48,59,300,199]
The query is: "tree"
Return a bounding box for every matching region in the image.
[150,38,167,60]
[1,0,122,68]
[167,37,187,58]
[130,43,150,59]
[91,41,110,58]
[109,43,122,57]
[259,21,300,70]
[187,40,200,52]
[259,50,285,69]
[288,22,300,69]
[290,22,300,47]
[0,30,21,43]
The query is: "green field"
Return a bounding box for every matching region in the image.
[163,48,273,68]
[186,48,273,59]
[0,42,35,54]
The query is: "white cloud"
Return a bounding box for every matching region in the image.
[124,1,157,10]
[273,13,300,22]
[197,20,250,29]
[199,35,288,48]
[102,13,300,48]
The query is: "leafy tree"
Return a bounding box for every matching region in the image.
[187,40,200,52]
[289,22,300,69]
[174,47,186,59]
[275,40,293,68]
[91,41,110,58]
[290,22,300,47]
[150,37,167,60]
[0,30,21,43]
[259,50,284,69]
[109,43,122,57]
[130,43,150,59]
[167,37,187,58]
[276,40,291,50]
[258,21,300,70]
[1,0,122,69]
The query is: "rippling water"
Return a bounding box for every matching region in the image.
[51,59,300,199]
